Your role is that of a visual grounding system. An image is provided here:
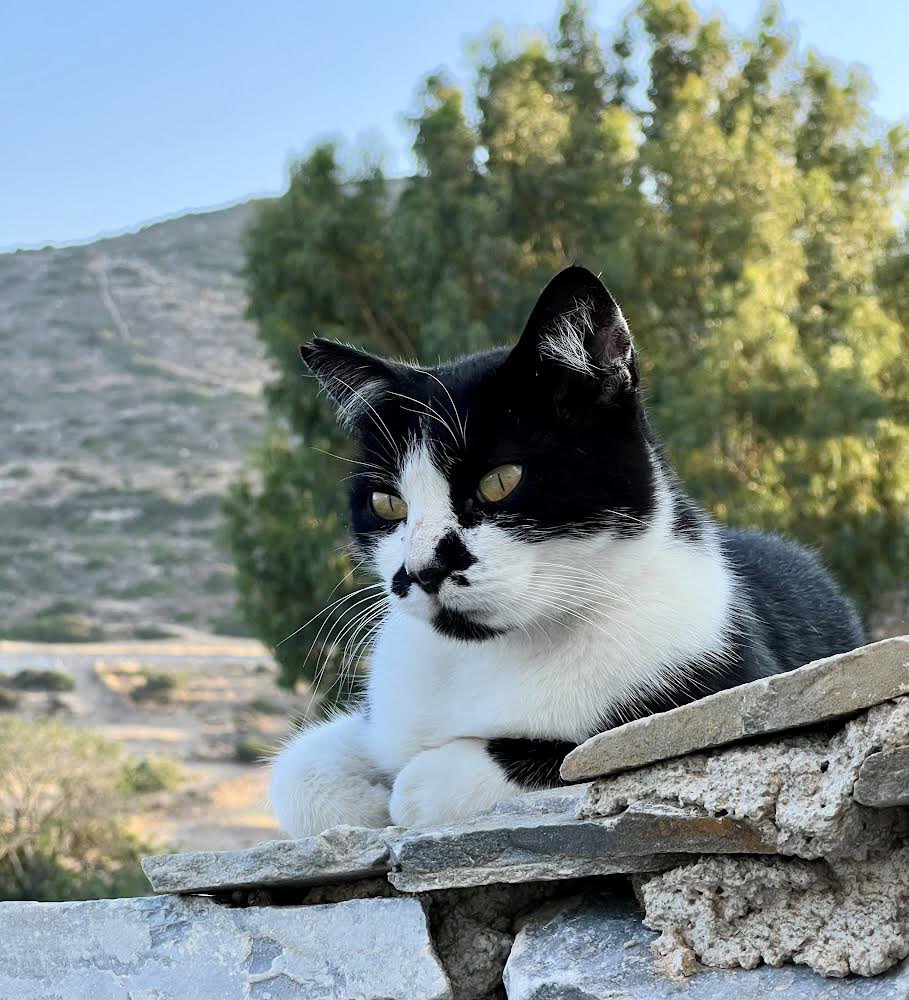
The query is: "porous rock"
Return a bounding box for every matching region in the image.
[427,882,564,1000]
[580,697,909,860]
[0,893,451,1000]
[142,824,395,894]
[639,848,909,980]
[562,637,909,781]
[854,746,909,808]
[504,893,909,999]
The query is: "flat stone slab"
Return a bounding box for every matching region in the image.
[388,802,773,893]
[562,637,909,782]
[142,824,394,894]
[0,894,451,1000]
[854,746,909,808]
[504,894,909,999]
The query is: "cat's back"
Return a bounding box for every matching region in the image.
[721,527,864,672]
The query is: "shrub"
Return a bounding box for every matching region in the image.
[5,607,105,643]
[0,690,19,711]
[0,718,156,902]
[120,757,185,795]
[7,669,75,692]
[130,671,181,702]
[234,737,275,763]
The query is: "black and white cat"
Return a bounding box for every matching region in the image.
[270,265,864,836]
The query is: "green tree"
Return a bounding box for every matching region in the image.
[226,0,909,692]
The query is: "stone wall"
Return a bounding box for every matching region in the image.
[1,637,907,999]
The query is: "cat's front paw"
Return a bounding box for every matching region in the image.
[389,738,518,828]
[270,713,392,837]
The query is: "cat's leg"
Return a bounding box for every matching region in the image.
[270,711,391,837]
[389,737,575,828]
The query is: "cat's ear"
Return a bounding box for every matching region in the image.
[300,338,400,427]
[512,265,638,392]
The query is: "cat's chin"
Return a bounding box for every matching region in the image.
[430,606,509,642]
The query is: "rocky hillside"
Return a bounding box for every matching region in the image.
[0,203,271,641]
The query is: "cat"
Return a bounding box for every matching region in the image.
[270,265,864,836]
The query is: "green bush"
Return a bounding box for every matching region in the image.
[130,671,182,702]
[0,718,157,902]
[120,756,185,795]
[4,602,105,643]
[234,737,275,764]
[6,669,75,693]
[0,690,19,711]
[130,624,176,640]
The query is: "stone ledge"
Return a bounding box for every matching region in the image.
[142,824,395,894]
[0,894,451,1000]
[562,637,909,781]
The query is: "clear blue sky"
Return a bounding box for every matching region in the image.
[2,1,907,250]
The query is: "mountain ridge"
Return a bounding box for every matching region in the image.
[0,200,271,640]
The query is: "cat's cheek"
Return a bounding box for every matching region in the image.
[389,738,520,828]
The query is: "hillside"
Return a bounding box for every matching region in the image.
[0,203,271,641]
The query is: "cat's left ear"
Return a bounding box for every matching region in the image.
[300,338,401,427]
[512,265,638,392]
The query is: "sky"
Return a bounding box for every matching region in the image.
[2,1,907,251]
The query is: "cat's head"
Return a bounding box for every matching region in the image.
[301,266,659,642]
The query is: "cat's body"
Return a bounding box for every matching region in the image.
[271,267,863,836]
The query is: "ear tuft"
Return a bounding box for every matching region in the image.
[516,266,638,391]
[300,338,398,427]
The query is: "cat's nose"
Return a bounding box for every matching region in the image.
[409,562,448,595]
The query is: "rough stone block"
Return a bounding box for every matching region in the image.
[0,894,451,1000]
[142,825,394,894]
[562,637,909,781]
[504,893,909,999]
[639,848,909,980]
[854,747,909,808]
[580,698,909,861]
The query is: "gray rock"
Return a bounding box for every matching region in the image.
[854,747,909,808]
[581,698,909,861]
[0,894,451,1000]
[562,637,909,781]
[483,783,593,817]
[142,824,394,893]
[639,848,909,980]
[504,894,909,999]
[387,802,774,893]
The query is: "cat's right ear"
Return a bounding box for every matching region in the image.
[300,338,399,428]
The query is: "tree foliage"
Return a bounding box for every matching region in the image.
[226,0,909,689]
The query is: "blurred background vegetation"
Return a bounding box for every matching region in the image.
[226,0,909,689]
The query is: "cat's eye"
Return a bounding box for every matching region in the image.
[478,464,523,503]
[371,491,408,521]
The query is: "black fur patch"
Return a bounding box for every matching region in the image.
[432,607,505,642]
[486,737,576,789]
[391,566,411,598]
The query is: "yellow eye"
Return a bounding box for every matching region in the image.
[371,491,408,521]
[478,464,523,503]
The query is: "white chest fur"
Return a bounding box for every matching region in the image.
[364,528,736,776]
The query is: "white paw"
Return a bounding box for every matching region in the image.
[270,713,391,837]
[389,739,519,829]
